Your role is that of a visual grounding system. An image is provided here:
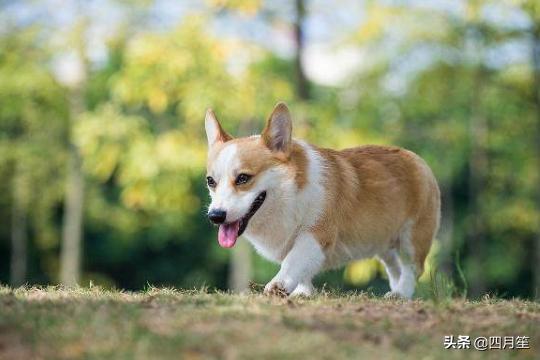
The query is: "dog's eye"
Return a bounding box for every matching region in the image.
[206,176,217,188]
[235,173,252,185]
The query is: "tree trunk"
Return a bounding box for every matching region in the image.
[468,67,489,298]
[59,14,89,287]
[531,24,540,300]
[438,182,454,277]
[228,240,252,293]
[60,87,85,287]
[60,144,84,286]
[294,0,309,101]
[10,165,27,287]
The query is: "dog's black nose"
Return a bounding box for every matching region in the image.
[208,209,227,224]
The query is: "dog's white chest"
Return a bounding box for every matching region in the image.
[243,227,292,263]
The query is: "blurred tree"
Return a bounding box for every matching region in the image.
[57,16,90,287]
[0,24,69,285]
[465,1,490,297]
[523,0,540,299]
[0,0,539,299]
[294,0,309,100]
[10,165,27,286]
[77,18,241,289]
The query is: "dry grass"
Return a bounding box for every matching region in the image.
[0,286,538,359]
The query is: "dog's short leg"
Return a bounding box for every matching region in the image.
[378,249,401,292]
[387,221,418,299]
[392,259,416,299]
[264,232,324,296]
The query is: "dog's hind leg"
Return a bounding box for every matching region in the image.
[391,212,438,299]
[393,259,417,299]
[378,249,401,293]
[384,221,417,299]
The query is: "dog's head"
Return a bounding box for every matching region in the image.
[205,102,293,248]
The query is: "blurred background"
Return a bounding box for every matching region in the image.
[1,0,539,299]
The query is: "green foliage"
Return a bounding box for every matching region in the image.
[0,25,69,279]
[0,0,538,299]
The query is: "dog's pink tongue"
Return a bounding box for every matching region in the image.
[218,221,240,248]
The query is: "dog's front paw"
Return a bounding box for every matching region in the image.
[264,281,288,297]
[264,276,297,297]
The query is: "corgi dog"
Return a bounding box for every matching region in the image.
[205,102,440,298]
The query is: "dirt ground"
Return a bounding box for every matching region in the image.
[0,286,538,359]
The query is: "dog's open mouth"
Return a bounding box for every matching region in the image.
[218,191,266,248]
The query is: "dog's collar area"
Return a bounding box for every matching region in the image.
[238,191,266,236]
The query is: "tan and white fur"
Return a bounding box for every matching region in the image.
[205,102,440,299]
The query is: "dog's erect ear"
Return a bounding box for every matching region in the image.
[262,102,292,155]
[205,109,232,147]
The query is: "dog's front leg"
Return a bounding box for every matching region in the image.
[264,232,325,296]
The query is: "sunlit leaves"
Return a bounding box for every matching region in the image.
[356,4,399,43]
[344,258,385,286]
[0,27,68,253]
[155,131,205,172]
[206,0,262,16]
[76,105,148,181]
[113,17,233,120]
[75,104,204,215]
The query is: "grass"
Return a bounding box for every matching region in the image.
[0,286,538,359]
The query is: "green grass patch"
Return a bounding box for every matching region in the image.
[0,286,538,359]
